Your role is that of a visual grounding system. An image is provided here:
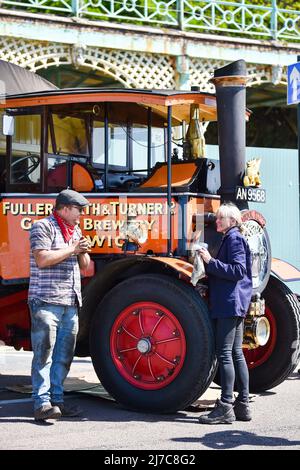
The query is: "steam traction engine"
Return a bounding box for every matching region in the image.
[0,59,299,412]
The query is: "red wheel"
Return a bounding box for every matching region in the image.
[90,274,216,412]
[110,302,186,390]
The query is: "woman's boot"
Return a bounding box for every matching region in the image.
[233,400,252,421]
[198,399,235,424]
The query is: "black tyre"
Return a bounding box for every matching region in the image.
[89,274,216,412]
[246,276,300,392]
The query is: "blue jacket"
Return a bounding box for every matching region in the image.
[206,227,252,319]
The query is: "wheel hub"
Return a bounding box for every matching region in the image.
[137,338,152,354]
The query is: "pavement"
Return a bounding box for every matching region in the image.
[0,345,221,409]
[0,345,299,450]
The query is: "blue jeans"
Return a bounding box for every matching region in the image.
[215,317,249,404]
[29,299,78,410]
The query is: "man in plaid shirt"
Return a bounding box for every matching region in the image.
[28,189,90,421]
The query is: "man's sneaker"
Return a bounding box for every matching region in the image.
[234,400,252,421]
[34,404,62,421]
[52,402,82,417]
[198,399,235,425]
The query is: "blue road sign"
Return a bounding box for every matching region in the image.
[287,62,300,105]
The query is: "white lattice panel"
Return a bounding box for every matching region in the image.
[189,58,225,92]
[77,47,176,89]
[0,37,175,89]
[247,64,271,86]
[0,37,70,70]
[190,57,287,90]
[0,36,286,91]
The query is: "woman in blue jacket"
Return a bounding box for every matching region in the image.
[198,202,252,424]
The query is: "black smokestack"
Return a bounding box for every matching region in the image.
[213,60,248,209]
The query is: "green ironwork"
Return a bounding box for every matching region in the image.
[1,1,73,14]
[1,1,299,42]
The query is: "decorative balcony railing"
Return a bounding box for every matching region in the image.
[1,0,299,42]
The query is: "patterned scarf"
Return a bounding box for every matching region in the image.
[53,210,75,243]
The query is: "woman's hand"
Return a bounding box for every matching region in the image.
[199,247,212,264]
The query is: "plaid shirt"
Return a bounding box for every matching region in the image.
[28,214,82,306]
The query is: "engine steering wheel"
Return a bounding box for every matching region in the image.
[11,154,40,182]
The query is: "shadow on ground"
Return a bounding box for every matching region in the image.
[172,430,300,449]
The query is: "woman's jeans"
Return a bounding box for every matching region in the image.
[29,299,78,410]
[215,317,249,404]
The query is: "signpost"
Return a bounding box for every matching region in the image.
[287,62,300,105]
[287,59,300,252]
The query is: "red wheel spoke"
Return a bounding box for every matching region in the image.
[147,357,155,379]
[154,351,175,366]
[155,337,179,345]
[119,347,138,353]
[138,310,145,335]
[150,315,164,336]
[122,326,139,340]
[132,354,142,375]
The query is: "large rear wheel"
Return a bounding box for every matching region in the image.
[89,274,216,412]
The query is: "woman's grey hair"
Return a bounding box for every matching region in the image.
[216,202,244,232]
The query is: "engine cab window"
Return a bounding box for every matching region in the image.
[0,110,5,152]
[0,110,6,190]
[49,114,88,157]
[10,114,41,185]
[93,121,127,168]
[132,126,166,173]
[47,155,69,192]
[152,128,166,165]
[91,103,183,191]
[45,112,91,192]
[92,122,166,171]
